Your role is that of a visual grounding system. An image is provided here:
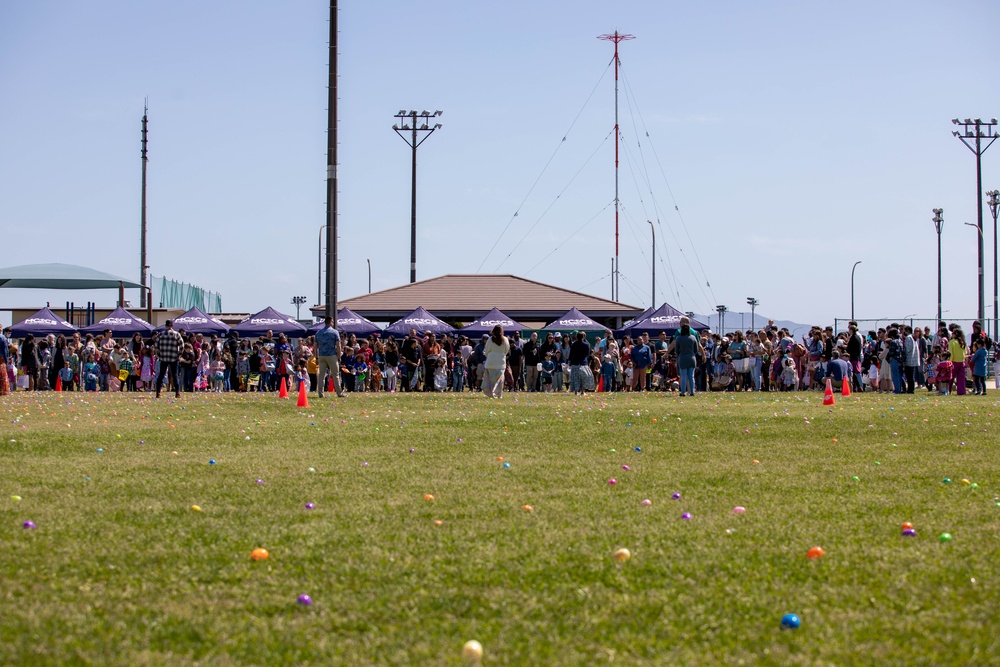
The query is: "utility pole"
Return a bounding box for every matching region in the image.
[393,110,442,283]
[367,258,371,294]
[933,209,944,324]
[951,118,998,327]
[850,261,861,321]
[324,0,338,319]
[599,31,634,301]
[987,190,999,341]
[139,100,149,308]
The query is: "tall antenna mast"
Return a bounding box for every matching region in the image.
[139,99,149,308]
[598,31,634,302]
[325,0,338,319]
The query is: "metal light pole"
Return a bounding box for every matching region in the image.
[291,295,307,321]
[932,209,944,323]
[647,220,655,308]
[850,261,861,320]
[987,189,999,341]
[139,101,149,308]
[366,258,371,294]
[317,224,324,306]
[393,110,442,283]
[325,0,339,319]
[747,297,759,331]
[716,305,727,334]
[951,118,998,326]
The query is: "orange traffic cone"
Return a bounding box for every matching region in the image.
[55,376,62,392]
[278,376,289,398]
[823,378,835,406]
[297,380,309,408]
[327,376,334,393]
[842,376,851,397]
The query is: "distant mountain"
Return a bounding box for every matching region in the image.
[691,311,815,337]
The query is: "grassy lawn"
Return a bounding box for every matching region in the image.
[1,389,998,666]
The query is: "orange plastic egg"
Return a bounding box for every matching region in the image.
[250,548,269,561]
[901,522,913,531]
[806,546,825,559]
[424,494,434,501]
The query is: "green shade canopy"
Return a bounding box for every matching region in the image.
[0,263,143,290]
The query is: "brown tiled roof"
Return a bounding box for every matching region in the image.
[310,274,642,323]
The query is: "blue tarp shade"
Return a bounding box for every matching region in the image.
[383,307,455,337]
[10,307,78,337]
[306,307,382,337]
[615,303,710,337]
[0,263,143,289]
[461,307,527,335]
[230,307,307,338]
[157,306,229,335]
[79,307,155,337]
[542,307,606,332]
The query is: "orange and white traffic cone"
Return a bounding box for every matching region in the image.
[842,377,851,397]
[823,378,836,406]
[297,380,309,408]
[278,377,289,398]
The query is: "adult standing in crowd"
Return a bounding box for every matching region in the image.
[668,316,703,396]
[482,325,510,399]
[568,331,591,395]
[630,333,652,392]
[523,332,541,392]
[0,327,10,396]
[154,319,183,398]
[315,316,345,398]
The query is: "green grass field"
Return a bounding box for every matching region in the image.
[1,389,998,666]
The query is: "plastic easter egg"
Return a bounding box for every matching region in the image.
[191,505,202,512]
[733,506,746,514]
[297,594,312,606]
[902,528,917,536]
[10,495,21,502]
[608,478,618,485]
[939,532,953,543]
[23,520,36,529]
[641,499,652,507]
[681,512,692,520]
[635,447,642,452]
[522,504,533,512]
[250,548,269,561]
[942,478,951,484]
[901,522,913,530]
[305,503,315,510]
[209,459,217,465]
[424,494,434,501]
[613,547,631,562]
[961,479,971,485]
[622,465,630,471]
[807,546,825,559]
[781,613,801,629]
[462,640,484,662]
[672,493,681,500]
[503,462,511,469]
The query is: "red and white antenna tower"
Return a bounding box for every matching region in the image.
[598,31,634,302]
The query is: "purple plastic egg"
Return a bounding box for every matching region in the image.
[672,493,681,500]
[681,512,692,520]
[608,478,618,485]
[305,502,315,510]
[622,465,630,471]
[902,528,917,537]
[297,594,312,606]
[23,520,36,529]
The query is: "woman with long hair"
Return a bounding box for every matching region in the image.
[948,328,967,396]
[482,325,510,398]
[668,317,703,396]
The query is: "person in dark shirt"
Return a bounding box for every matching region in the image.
[568,332,591,395]
[826,350,852,389]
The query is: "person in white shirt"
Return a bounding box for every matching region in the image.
[482,325,510,399]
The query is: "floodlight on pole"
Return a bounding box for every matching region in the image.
[716,304,728,333]
[291,295,307,321]
[393,109,442,283]
[951,117,998,326]
[850,261,861,321]
[746,297,759,330]
[647,220,655,308]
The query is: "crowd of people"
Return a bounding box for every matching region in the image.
[0,316,994,398]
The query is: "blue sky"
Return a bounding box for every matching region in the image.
[1,1,998,328]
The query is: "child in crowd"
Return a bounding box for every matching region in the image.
[935,351,953,395]
[541,352,555,393]
[663,353,680,392]
[622,358,634,392]
[867,358,880,392]
[970,340,988,395]
[236,350,250,392]
[601,354,617,392]
[59,360,74,392]
[370,358,383,392]
[780,354,798,391]
[432,356,448,392]
[211,355,226,392]
[353,352,368,392]
[295,359,311,393]
[83,355,100,392]
[924,347,939,393]
[307,355,318,394]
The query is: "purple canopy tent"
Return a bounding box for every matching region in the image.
[615,303,710,338]
[383,307,454,337]
[306,307,382,337]
[231,307,307,338]
[541,307,606,332]
[157,306,229,336]
[461,307,527,335]
[80,306,155,337]
[10,307,78,337]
